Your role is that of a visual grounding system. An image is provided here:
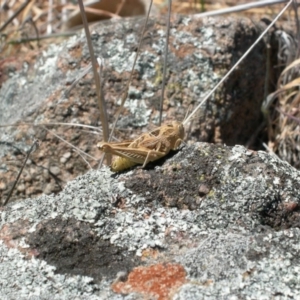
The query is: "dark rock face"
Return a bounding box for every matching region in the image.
[125,143,300,230]
[1,143,300,298]
[0,15,271,203]
[27,217,138,283]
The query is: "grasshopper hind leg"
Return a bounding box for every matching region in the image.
[141,150,153,168]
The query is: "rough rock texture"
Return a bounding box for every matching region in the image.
[1,143,300,299]
[0,15,272,203]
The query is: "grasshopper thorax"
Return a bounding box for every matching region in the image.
[172,121,185,140]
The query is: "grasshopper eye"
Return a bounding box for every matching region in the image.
[97,143,110,152]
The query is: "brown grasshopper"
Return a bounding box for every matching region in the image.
[97,121,185,172]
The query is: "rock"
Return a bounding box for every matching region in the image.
[42,169,50,180]
[16,183,26,193]
[0,143,300,298]
[50,166,61,176]
[0,15,276,203]
[43,182,56,195]
[0,180,7,190]
[60,152,72,164]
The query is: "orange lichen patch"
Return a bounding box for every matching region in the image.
[112,263,186,300]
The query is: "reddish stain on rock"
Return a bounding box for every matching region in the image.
[112,263,186,300]
[0,219,37,257]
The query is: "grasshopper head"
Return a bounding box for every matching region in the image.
[97,142,111,153]
[172,121,185,140]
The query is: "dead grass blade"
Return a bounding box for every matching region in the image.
[64,4,122,20]
[0,0,31,32]
[0,121,102,132]
[77,0,110,150]
[267,9,300,166]
[193,0,289,18]
[98,0,154,169]
[159,0,172,126]
[279,77,300,92]
[2,139,40,206]
[280,57,300,76]
[42,127,98,162]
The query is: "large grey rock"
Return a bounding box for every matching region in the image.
[1,143,300,299]
[0,15,271,203]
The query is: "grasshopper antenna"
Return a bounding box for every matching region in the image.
[98,0,153,168]
[78,0,110,162]
[183,0,293,127]
[159,0,172,126]
[183,104,193,123]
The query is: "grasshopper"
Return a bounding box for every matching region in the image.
[97,121,184,171]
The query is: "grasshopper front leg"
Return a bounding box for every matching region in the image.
[173,138,183,150]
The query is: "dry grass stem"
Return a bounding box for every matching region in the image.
[77,0,110,145]
[159,0,172,126]
[98,0,154,169]
[193,0,289,18]
[43,127,98,161]
[2,139,40,206]
[269,55,300,166]
[0,0,31,32]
